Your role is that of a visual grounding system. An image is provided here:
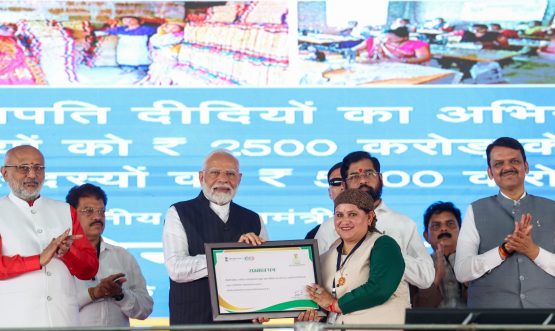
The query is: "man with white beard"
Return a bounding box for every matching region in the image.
[0,145,98,327]
[162,150,268,325]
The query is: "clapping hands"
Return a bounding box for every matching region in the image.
[39,229,83,266]
[504,213,540,260]
[90,273,127,299]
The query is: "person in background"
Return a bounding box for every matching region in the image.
[455,137,555,308]
[537,35,555,60]
[315,151,434,292]
[391,18,416,32]
[461,24,509,49]
[490,23,519,39]
[96,16,157,73]
[299,189,407,325]
[139,19,185,85]
[305,162,344,240]
[66,183,153,326]
[355,26,431,64]
[0,145,98,327]
[523,20,548,37]
[163,150,268,325]
[411,201,467,308]
[0,23,46,85]
[425,17,453,32]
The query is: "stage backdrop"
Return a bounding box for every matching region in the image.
[0,86,553,318]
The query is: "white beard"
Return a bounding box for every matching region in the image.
[8,178,43,201]
[202,182,235,205]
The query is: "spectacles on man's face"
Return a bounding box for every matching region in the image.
[3,164,45,175]
[203,168,240,180]
[429,220,458,231]
[328,178,343,187]
[79,207,106,217]
[346,169,380,182]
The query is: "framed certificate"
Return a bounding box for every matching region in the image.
[205,239,326,321]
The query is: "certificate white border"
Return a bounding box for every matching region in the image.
[205,239,326,321]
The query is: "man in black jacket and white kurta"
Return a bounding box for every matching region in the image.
[163,150,268,325]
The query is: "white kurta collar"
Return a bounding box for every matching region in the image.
[209,201,230,223]
[8,192,42,208]
[499,190,527,203]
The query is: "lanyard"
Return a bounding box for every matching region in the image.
[332,234,367,294]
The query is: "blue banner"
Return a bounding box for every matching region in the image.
[0,86,553,317]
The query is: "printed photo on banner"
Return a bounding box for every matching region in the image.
[1,0,554,86]
[0,1,291,86]
[297,0,555,85]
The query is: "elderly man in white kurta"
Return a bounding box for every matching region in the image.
[0,145,98,327]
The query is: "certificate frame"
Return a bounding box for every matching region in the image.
[205,239,326,321]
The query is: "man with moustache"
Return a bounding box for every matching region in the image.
[0,145,98,327]
[305,162,344,239]
[66,184,153,326]
[455,137,555,308]
[163,150,268,325]
[315,151,434,290]
[411,201,466,308]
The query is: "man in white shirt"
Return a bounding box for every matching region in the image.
[163,150,268,325]
[315,151,434,290]
[66,183,153,326]
[454,137,555,308]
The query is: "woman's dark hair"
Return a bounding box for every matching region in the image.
[386,26,409,38]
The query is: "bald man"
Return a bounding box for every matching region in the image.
[163,150,268,325]
[0,145,98,327]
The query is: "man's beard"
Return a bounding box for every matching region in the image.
[202,182,235,205]
[8,178,42,201]
[357,181,383,202]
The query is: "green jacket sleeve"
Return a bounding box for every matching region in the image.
[338,235,405,314]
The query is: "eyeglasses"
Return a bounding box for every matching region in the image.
[203,168,240,180]
[346,169,380,182]
[429,220,458,231]
[328,178,343,187]
[79,207,106,216]
[3,164,45,175]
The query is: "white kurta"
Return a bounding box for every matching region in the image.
[116,35,151,66]
[0,193,79,327]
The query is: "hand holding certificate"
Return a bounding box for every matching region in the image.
[205,240,326,321]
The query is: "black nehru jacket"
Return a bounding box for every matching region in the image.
[169,192,261,325]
